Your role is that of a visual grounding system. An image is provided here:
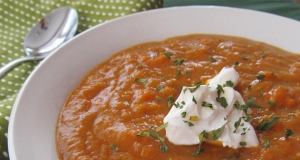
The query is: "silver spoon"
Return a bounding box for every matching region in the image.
[0,7,78,78]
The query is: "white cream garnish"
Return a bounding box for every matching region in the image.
[163,67,259,148]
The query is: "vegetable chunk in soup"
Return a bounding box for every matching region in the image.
[56,34,300,160]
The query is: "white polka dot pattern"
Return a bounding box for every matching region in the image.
[0,0,162,159]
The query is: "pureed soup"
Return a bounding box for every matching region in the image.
[56,34,300,160]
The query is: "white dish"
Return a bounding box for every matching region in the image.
[8,6,300,160]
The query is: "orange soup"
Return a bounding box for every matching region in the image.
[56,34,300,160]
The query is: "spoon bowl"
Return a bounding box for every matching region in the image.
[0,7,78,78]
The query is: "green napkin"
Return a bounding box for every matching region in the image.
[0,1,162,159]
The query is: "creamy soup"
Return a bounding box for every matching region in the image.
[56,34,300,160]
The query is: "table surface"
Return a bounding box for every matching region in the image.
[0,0,299,159]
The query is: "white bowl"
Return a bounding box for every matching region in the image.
[8,6,300,160]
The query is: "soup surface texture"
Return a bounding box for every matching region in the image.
[56,34,300,160]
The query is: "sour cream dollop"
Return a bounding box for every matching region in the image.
[163,67,259,148]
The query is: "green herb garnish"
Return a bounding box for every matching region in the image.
[202,101,214,110]
[174,59,184,66]
[234,117,242,132]
[164,53,173,59]
[223,80,234,87]
[216,84,225,97]
[183,120,194,127]
[137,126,168,152]
[167,95,175,108]
[256,74,265,81]
[263,139,270,148]
[256,117,280,131]
[181,112,187,118]
[111,144,119,151]
[156,96,162,101]
[157,84,163,90]
[176,70,182,77]
[288,113,295,118]
[241,54,248,60]
[234,61,240,66]
[268,101,277,107]
[285,129,293,138]
[188,81,202,93]
[239,141,247,146]
[135,78,148,84]
[208,56,216,62]
[156,122,168,132]
[186,70,192,75]
[216,97,228,108]
[192,95,197,104]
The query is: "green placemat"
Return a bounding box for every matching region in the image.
[0,1,162,159]
[164,0,300,21]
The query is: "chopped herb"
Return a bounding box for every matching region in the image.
[223,152,240,160]
[176,70,182,77]
[269,112,275,117]
[157,84,163,90]
[135,78,148,84]
[137,127,168,152]
[260,90,264,95]
[208,56,216,62]
[216,97,228,108]
[188,81,202,93]
[247,84,252,89]
[189,116,200,121]
[183,87,188,93]
[216,84,225,97]
[174,102,184,109]
[204,122,229,140]
[263,139,270,148]
[137,132,150,137]
[174,59,184,66]
[164,53,173,59]
[183,120,194,127]
[256,117,280,131]
[234,61,240,66]
[156,122,168,132]
[202,101,214,110]
[160,144,168,152]
[181,112,187,118]
[193,122,228,156]
[243,114,253,122]
[261,51,266,57]
[223,80,234,87]
[285,129,293,138]
[192,147,204,156]
[245,97,263,109]
[167,95,175,108]
[288,113,296,118]
[111,144,119,151]
[234,117,242,132]
[241,54,248,60]
[239,141,247,146]
[268,101,277,107]
[186,70,192,75]
[192,96,197,104]
[192,131,205,156]
[156,96,162,101]
[256,74,265,81]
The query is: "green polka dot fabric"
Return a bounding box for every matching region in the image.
[0,0,162,159]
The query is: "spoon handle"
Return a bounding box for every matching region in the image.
[0,56,44,79]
